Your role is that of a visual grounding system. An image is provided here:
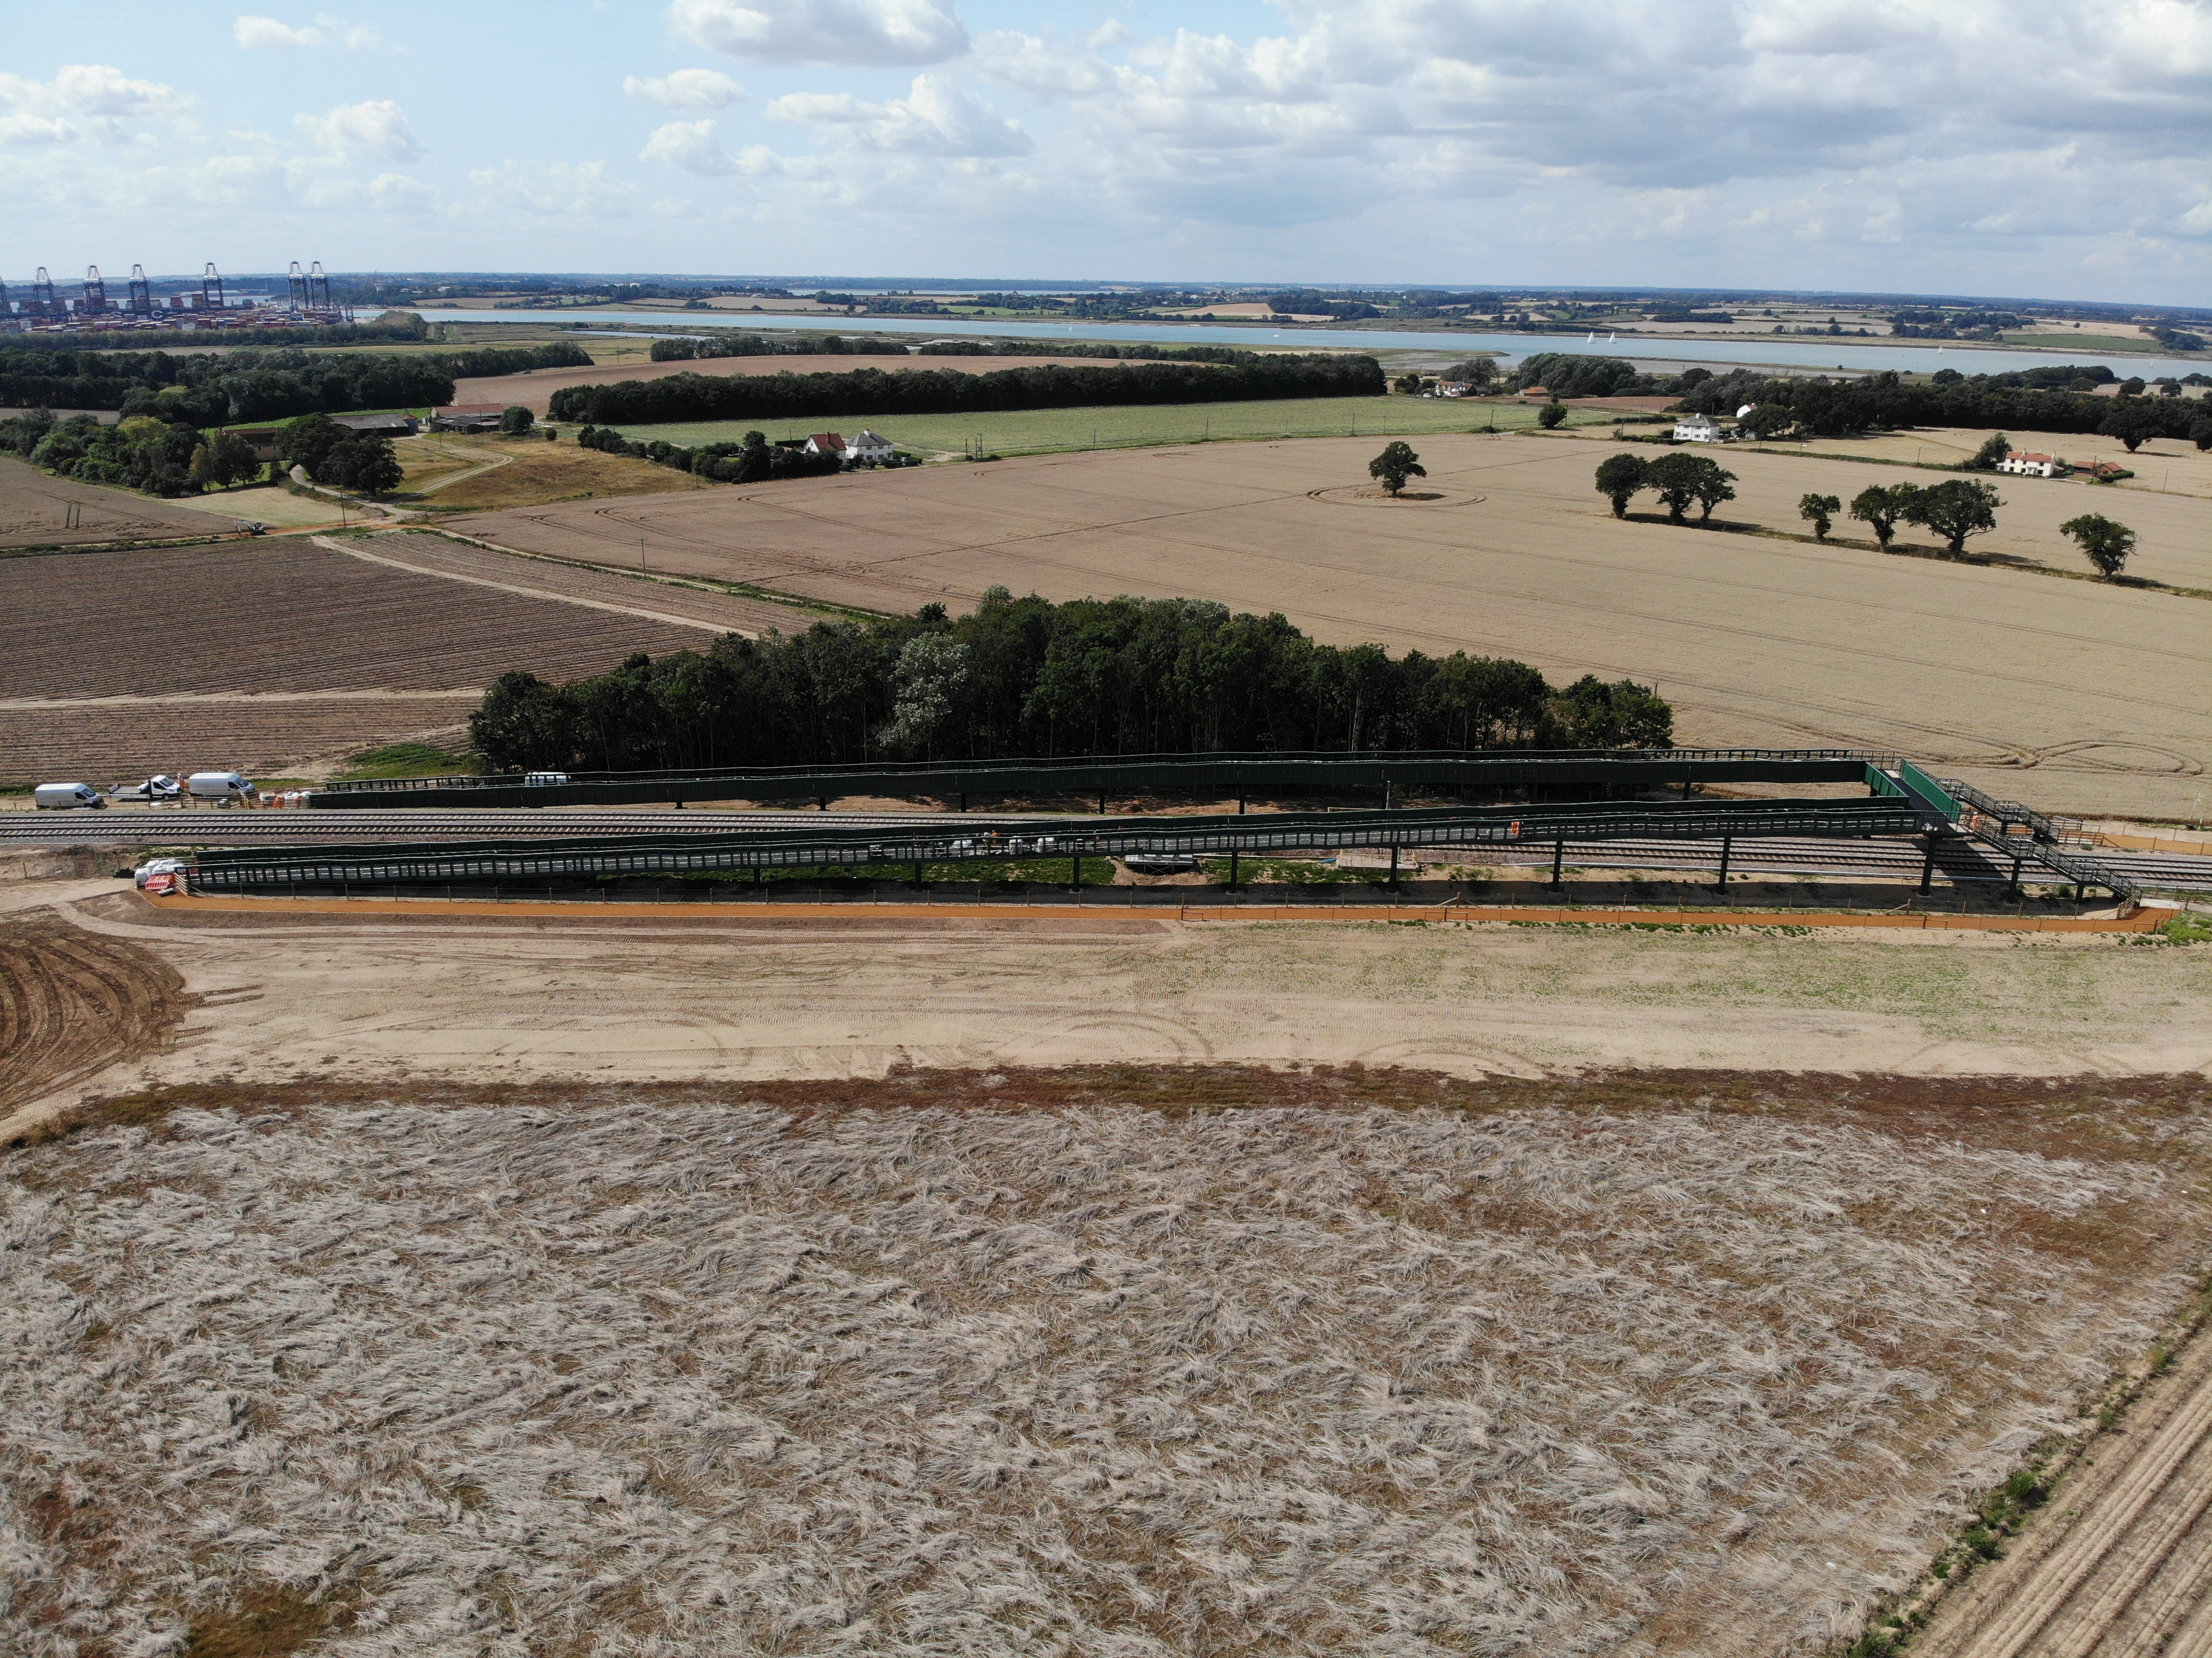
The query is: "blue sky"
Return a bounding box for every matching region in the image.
[2,1,2208,302]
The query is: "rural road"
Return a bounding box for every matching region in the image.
[1913,1323,2212,1658]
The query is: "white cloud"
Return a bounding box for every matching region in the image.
[235,14,381,50]
[294,99,421,162]
[0,113,73,146]
[51,64,194,121]
[235,15,325,49]
[771,74,1027,155]
[622,68,746,109]
[670,0,969,67]
[639,118,783,175]
[369,171,433,212]
[468,159,639,217]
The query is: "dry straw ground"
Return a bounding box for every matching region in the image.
[4,1069,2209,1658]
[452,432,2211,820]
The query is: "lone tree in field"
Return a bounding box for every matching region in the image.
[2059,513,2136,579]
[1368,441,1426,496]
[1904,478,2001,554]
[1849,482,1920,547]
[1537,403,1567,429]
[1594,453,1648,518]
[1798,493,1841,540]
[1648,452,1736,524]
[2099,401,2161,453]
[500,405,536,435]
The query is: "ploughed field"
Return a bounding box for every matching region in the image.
[0,455,226,551]
[454,432,2211,818]
[0,536,778,785]
[5,1068,2208,1658]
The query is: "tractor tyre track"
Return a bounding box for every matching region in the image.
[0,916,194,1116]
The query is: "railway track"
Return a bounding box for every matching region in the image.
[6,813,2205,892]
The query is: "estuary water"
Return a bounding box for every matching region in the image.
[395,307,2204,381]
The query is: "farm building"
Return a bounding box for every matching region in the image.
[333,413,419,438]
[844,430,896,464]
[430,404,505,433]
[1999,450,2067,477]
[803,432,846,458]
[1673,413,1723,442]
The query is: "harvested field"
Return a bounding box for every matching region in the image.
[1915,1310,2212,1658]
[453,432,2212,819]
[393,432,722,513]
[0,456,225,552]
[0,695,481,787]
[0,916,190,1114]
[339,531,819,633]
[0,539,723,700]
[4,1068,2209,1657]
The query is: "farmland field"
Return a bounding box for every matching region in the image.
[598,393,1595,457]
[453,431,2212,819]
[5,1058,2209,1658]
[393,431,725,512]
[0,456,226,551]
[0,534,788,786]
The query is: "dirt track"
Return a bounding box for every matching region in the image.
[0,915,191,1115]
[1915,1320,2212,1658]
[0,887,2202,1140]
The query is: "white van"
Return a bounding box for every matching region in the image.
[34,782,106,810]
[112,774,184,804]
[187,771,260,805]
[523,772,571,787]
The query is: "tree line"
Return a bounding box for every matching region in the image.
[0,340,590,425]
[469,590,1673,775]
[572,424,847,484]
[0,312,431,357]
[546,353,1387,426]
[1674,365,2210,445]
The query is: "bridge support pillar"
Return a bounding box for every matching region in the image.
[1919,839,1937,894]
[1388,845,1399,889]
[1717,836,1732,891]
[958,792,967,812]
[1550,840,1564,888]
[1071,852,1082,891]
[1229,850,1240,890]
[816,795,826,812]
[2007,855,2023,898]
[1098,790,1107,814]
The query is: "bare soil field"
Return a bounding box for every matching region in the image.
[21,891,2210,1096]
[0,539,721,701]
[467,351,1145,417]
[3,1060,2208,1657]
[452,433,2212,820]
[0,695,482,787]
[345,530,825,633]
[0,915,190,1113]
[0,536,773,784]
[1914,1310,2212,1658]
[0,456,225,551]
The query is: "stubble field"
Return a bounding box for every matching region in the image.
[5,1062,2209,1658]
[452,432,2211,820]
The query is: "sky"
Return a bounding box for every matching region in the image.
[1,1,2208,304]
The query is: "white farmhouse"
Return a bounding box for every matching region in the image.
[844,430,897,464]
[803,431,846,458]
[1673,413,1722,442]
[1998,450,2066,478]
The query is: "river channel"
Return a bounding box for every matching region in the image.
[395,308,2204,381]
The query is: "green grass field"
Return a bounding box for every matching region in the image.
[597,396,1609,458]
[2000,333,2163,354]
